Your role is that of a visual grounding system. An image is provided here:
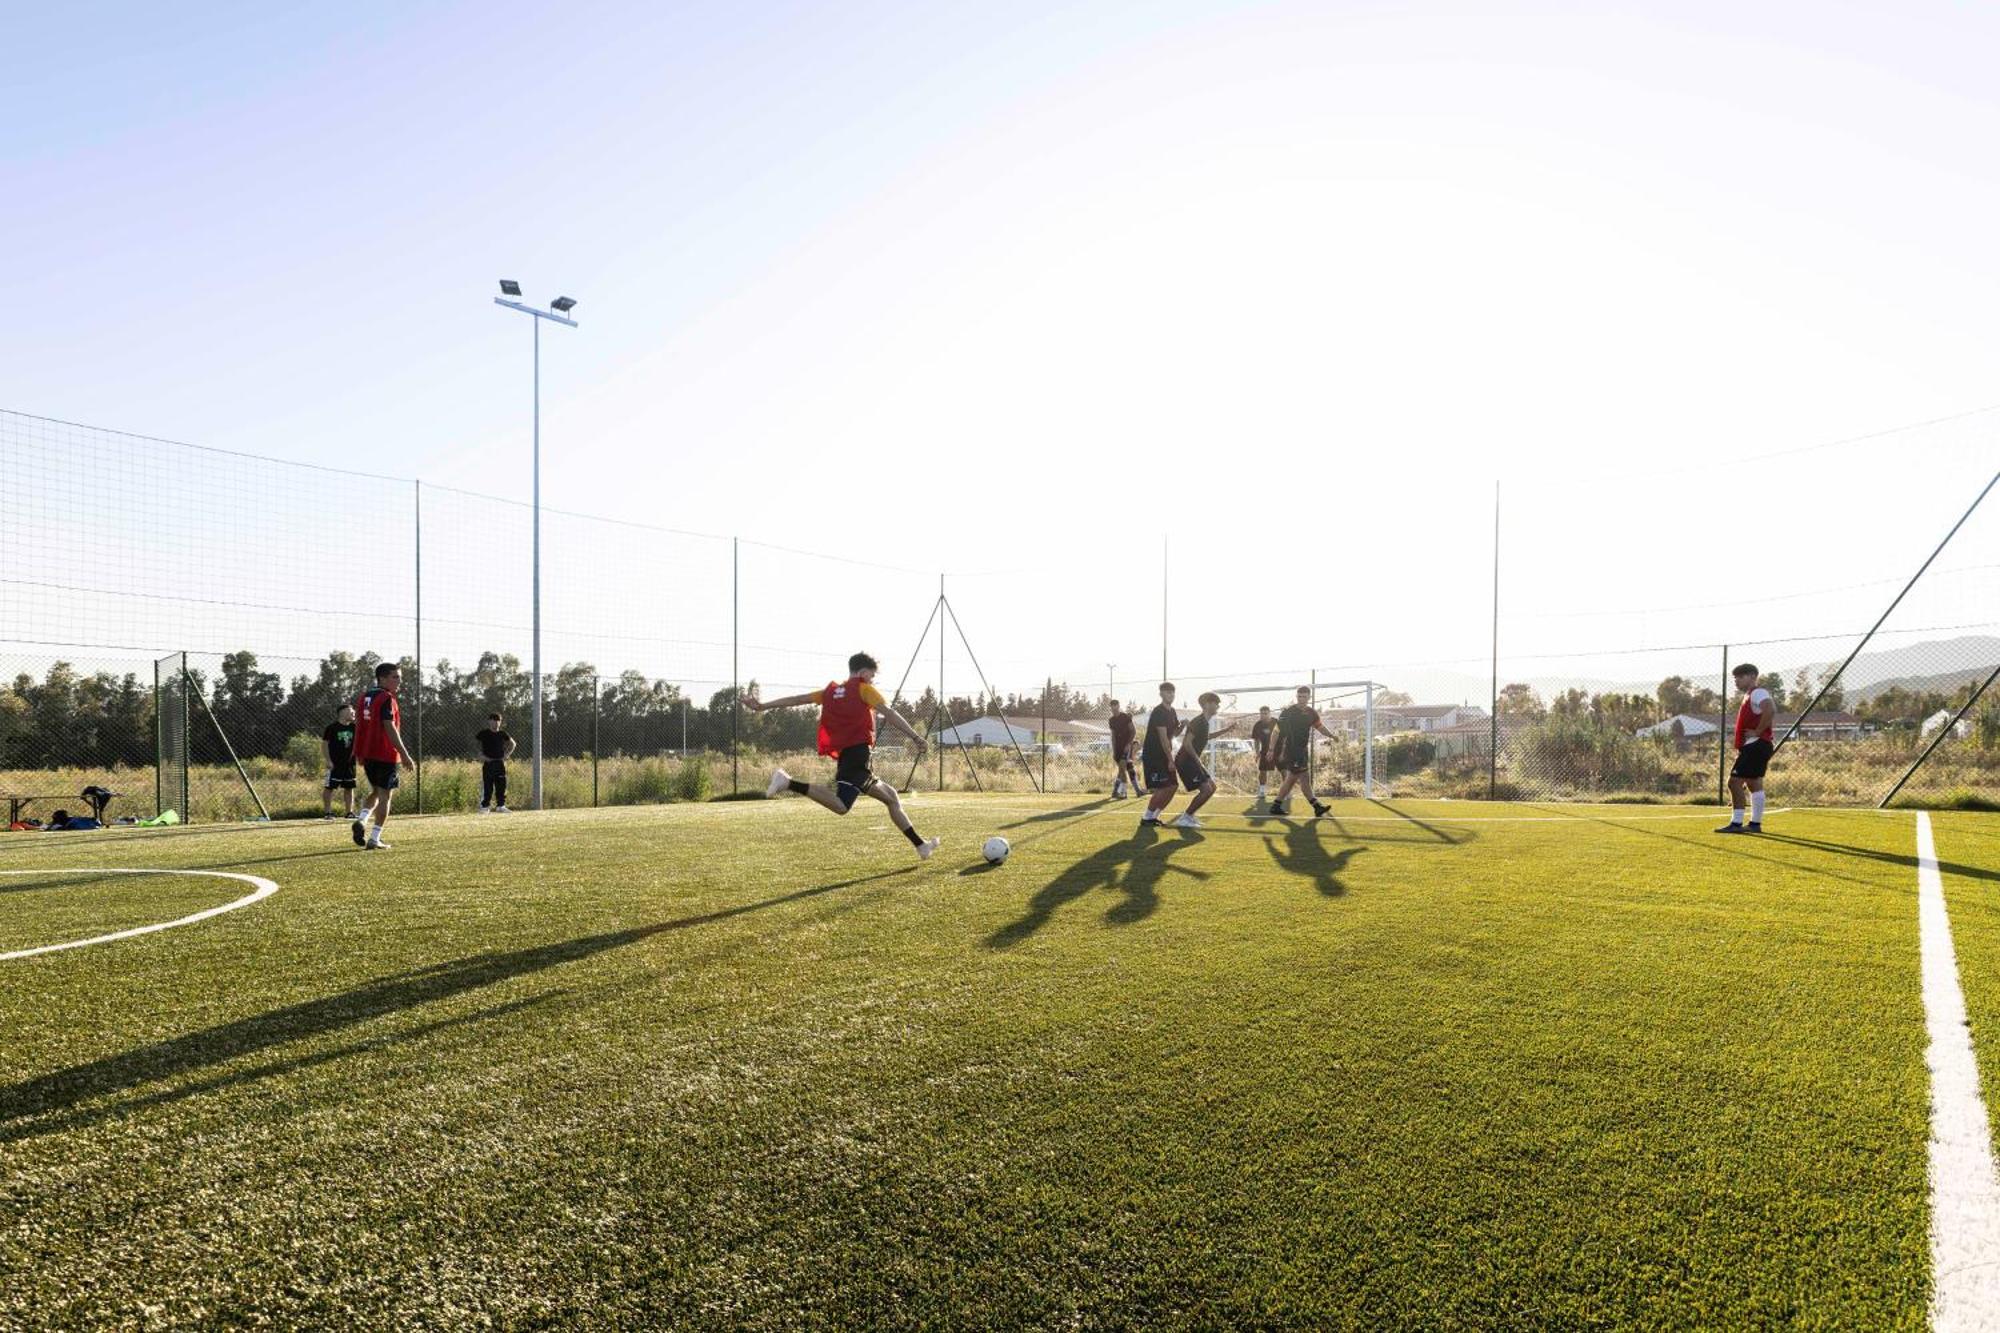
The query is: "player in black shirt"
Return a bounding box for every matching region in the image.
[1249,706,1278,801]
[475,712,517,812]
[1138,682,1182,825]
[321,703,358,819]
[1107,700,1141,798]
[1163,691,1235,829]
[1269,685,1337,818]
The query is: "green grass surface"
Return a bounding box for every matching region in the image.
[0,795,1974,1328]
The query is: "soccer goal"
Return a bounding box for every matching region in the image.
[1201,678,1387,800]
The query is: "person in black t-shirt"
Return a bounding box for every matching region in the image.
[1163,691,1234,829]
[1269,685,1336,818]
[321,704,358,819]
[1106,700,1141,798]
[475,712,517,812]
[1249,706,1278,800]
[1139,682,1182,825]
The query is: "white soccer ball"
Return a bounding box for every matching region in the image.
[981,835,1011,865]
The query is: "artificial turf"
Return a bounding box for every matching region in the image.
[0,795,1978,1328]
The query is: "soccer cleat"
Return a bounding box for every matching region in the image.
[351,817,367,847]
[1174,813,1202,829]
[365,839,391,851]
[766,767,791,799]
[1713,822,1744,834]
[916,836,940,861]
[1139,810,1161,823]
[1311,802,1330,819]
[1744,822,1762,833]
[496,805,511,814]
[1111,782,1125,799]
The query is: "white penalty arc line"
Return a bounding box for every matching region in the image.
[0,868,278,961]
[1916,812,2000,1330]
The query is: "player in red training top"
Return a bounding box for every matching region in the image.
[1107,700,1142,799]
[351,660,415,850]
[744,652,940,860]
[1717,662,1775,834]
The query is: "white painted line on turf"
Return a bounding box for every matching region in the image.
[1915,812,2000,1330]
[902,798,1792,825]
[0,868,278,961]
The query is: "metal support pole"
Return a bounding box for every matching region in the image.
[1309,667,1317,799]
[1489,481,1499,800]
[531,315,544,811]
[1776,468,1999,752]
[731,536,740,795]
[937,575,946,792]
[591,674,600,808]
[1718,645,1729,804]
[414,479,424,815]
[1161,537,1169,681]
[681,696,689,758]
[1880,661,2000,808]
[1364,681,1375,799]
[1042,676,1049,792]
[154,656,162,818]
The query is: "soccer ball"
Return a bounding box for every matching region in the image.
[981,836,1010,865]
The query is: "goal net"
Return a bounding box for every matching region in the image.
[1181,677,1388,800]
[155,651,189,821]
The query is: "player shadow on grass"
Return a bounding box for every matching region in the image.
[983,824,1208,948]
[998,798,1114,829]
[1365,799,1467,845]
[0,864,916,1140]
[1753,830,2000,883]
[1267,820,1368,897]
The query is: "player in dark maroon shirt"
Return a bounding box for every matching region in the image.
[1107,700,1141,798]
[1249,706,1278,801]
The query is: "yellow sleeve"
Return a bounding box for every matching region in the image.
[860,682,887,711]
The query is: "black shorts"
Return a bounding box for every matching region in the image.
[363,758,400,791]
[1142,751,1175,790]
[1281,746,1310,776]
[1257,750,1279,772]
[1731,739,1773,781]
[324,765,356,791]
[1175,751,1211,791]
[834,744,875,810]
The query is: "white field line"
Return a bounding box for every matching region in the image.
[894,798,1793,825]
[1916,812,2000,1330]
[0,868,278,961]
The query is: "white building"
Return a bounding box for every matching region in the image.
[1922,708,1972,740]
[1635,714,1722,741]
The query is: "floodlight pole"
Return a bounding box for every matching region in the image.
[493,295,578,810]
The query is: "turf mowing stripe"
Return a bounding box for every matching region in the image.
[1916,812,2000,1329]
[0,869,278,961]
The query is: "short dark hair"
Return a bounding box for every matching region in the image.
[1296,685,1311,696]
[375,661,399,680]
[1258,705,1271,714]
[1159,681,1175,694]
[849,652,878,674]
[1198,691,1220,707]
[1733,663,1759,679]
[487,712,502,721]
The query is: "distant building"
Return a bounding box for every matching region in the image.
[1923,708,1973,740]
[1428,716,1528,760]
[1321,703,1488,739]
[1774,711,1867,740]
[1635,714,1722,742]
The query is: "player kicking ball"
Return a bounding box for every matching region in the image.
[1717,662,1774,834]
[1267,685,1335,819]
[1162,691,1231,829]
[745,652,941,860]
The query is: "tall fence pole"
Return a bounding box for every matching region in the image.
[1489,480,1499,800]
[591,674,600,808]
[414,479,424,815]
[1717,645,1729,804]
[937,575,946,792]
[1042,676,1049,793]
[731,536,739,795]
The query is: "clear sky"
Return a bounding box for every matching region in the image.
[5,1,1998,702]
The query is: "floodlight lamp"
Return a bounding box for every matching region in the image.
[550,296,576,313]
[499,279,522,296]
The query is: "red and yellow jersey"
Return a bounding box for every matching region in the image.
[353,687,402,763]
[814,677,886,756]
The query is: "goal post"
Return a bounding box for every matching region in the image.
[1198,678,1384,799]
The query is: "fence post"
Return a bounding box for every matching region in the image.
[1042,677,1049,793]
[591,674,600,808]
[1717,645,1729,804]
[731,536,739,795]
[414,479,423,815]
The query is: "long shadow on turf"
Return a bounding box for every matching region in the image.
[998,799,1114,829]
[1754,830,2000,883]
[1365,799,1467,845]
[984,824,1209,948]
[0,865,913,1138]
[1526,805,1921,893]
[1266,820,1368,896]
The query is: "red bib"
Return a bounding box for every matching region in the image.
[1734,696,1772,749]
[817,677,876,756]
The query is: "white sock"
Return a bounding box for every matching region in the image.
[1750,792,1765,823]
[1730,808,1745,825]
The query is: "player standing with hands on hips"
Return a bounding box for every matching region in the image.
[1717,663,1774,833]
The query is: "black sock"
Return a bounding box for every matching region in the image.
[902,825,924,848]
[789,779,811,796]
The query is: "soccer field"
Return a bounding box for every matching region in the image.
[3,796,1996,1328]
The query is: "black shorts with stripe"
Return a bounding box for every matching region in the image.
[834,744,874,809]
